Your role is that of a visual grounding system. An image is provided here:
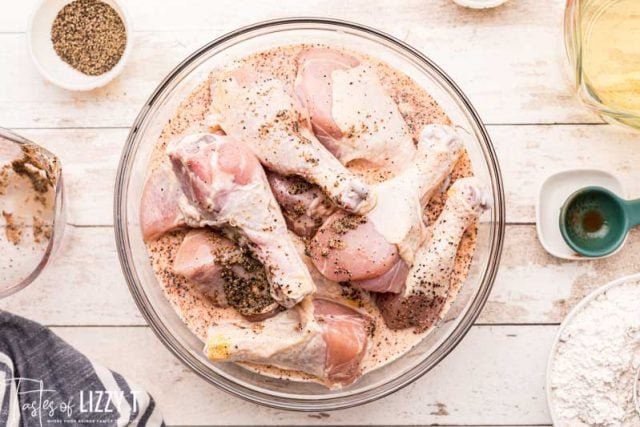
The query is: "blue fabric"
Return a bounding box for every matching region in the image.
[0,311,165,426]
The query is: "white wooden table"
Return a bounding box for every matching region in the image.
[2,1,639,425]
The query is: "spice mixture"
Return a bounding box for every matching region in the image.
[1,143,57,245]
[51,0,127,76]
[1,136,58,291]
[2,211,22,245]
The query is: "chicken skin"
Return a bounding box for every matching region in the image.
[295,47,416,173]
[212,65,373,214]
[140,164,185,241]
[173,229,231,307]
[205,298,370,387]
[376,177,489,331]
[266,171,336,238]
[167,133,315,308]
[308,124,463,288]
[173,229,281,320]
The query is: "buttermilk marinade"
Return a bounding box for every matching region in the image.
[144,44,477,382]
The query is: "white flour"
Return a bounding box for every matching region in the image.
[550,280,640,426]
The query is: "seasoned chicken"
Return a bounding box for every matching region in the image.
[377,177,489,330]
[205,298,370,387]
[309,213,399,282]
[139,43,491,390]
[173,229,280,320]
[352,260,410,294]
[173,229,230,306]
[140,164,185,241]
[167,133,315,308]
[266,171,336,238]
[205,114,335,238]
[212,65,373,214]
[313,298,370,385]
[308,125,463,286]
[294,48,359,157]
[365,125,463,261]
[295,47,416,172]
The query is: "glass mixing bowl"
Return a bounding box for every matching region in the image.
[114,18,505,411]
[0,128,65,299]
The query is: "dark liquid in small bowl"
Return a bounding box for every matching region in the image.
[563,188,627,256]
[581,209,605,233]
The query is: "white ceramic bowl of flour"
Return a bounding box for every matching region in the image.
[547,273,640,426]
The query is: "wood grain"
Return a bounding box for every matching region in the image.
[494,124,640,223]
[0,0,567,32]
[14,125,639,227]
[481,225,640,324]
[53,325,555,426]
[17,128,127,226]
[1,1,634,425]
[3,225,638,326]
[1,0,598,127]
[0,226,143,326]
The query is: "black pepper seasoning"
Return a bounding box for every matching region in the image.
[51,0,127,76]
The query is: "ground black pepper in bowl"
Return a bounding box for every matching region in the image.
[51,0,127,76]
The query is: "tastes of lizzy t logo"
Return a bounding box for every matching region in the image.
[4,377,141,426]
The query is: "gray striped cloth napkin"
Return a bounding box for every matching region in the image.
[0,311,165,426]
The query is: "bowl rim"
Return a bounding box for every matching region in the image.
[114,17,506,411]
[26,0,134,91]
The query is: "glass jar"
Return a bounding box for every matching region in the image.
[0,128,65,298]
[564,0,640,129]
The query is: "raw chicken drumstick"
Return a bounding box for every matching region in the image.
[212,65,374,215]
[295,47,416,173]
[173,229,231,307]
[205,298,371,387]
[206,113,335,238]
[308,125,463,288]
[173,229,281,321]
[166,133,315,308]
[266,171,336,238]
[377,177,489,331]
[140,164,186,241]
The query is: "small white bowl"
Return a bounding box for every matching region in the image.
[27,0,133,91]
[536,169,626,260]
[452,0,511,9]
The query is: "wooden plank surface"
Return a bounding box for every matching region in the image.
[0,0,598,127]
[54,325,555,426]
[14,125,640,227]
[2,0,636,425]
[4,224,639,327]
[494,124,640,223]
[17,128,127,226]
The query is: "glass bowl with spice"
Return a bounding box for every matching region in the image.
[0,128,65,298]
[114,19,505,410]
[27,0,132,91]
